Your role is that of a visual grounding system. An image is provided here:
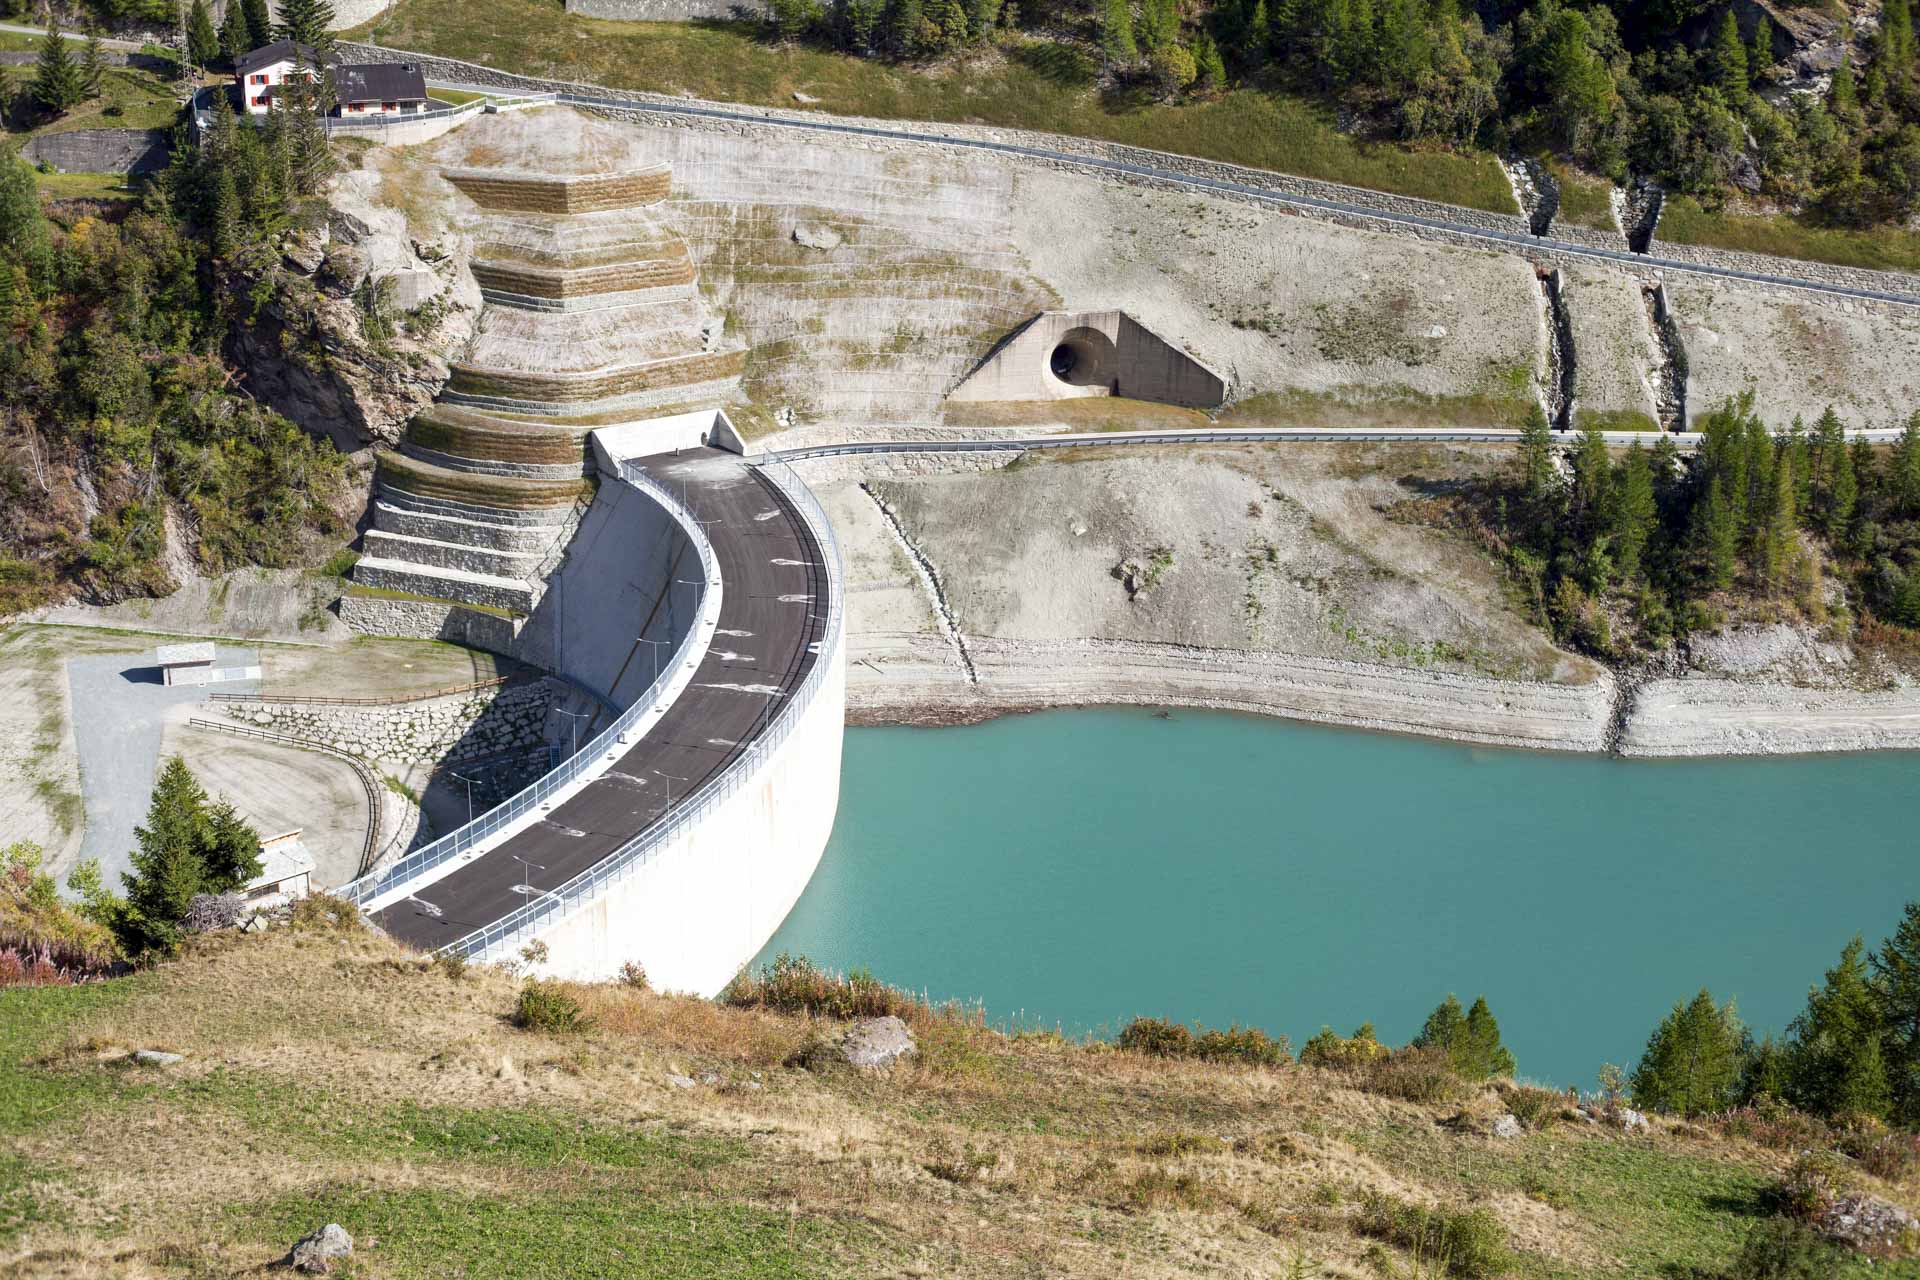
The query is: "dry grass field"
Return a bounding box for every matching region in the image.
[3,908,1907,1279]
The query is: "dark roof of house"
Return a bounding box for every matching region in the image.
[332,62,428,104]
[233,39,321,76]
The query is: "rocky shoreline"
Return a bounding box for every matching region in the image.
[846,636,1920,758]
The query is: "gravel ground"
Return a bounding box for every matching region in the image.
[65,645,260,890]
[1559,260,1661,425]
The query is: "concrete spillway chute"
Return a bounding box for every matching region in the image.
[948,310,1227,410]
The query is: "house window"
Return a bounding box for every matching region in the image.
[249,73,267,84]
[347,102,365,112]
[251,95,266,106]
[382,102,396,112]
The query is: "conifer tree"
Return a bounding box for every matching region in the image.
[210,165,242,258]
[1760,454,1796,587]
[201,799,263,893]
[276,0,337,52]
[242,0,273,50]
[1880,0,1915,82]
[121,757,214,956]
[1610,440,1655,583]
[1413,993,1516,1080]
[884,0,923,56]
[1787,936,1892,1121]
[1631,989,1747,1116]
[1740,1034,1790,1102]
[220,0,254,64]
[1519,401,1556,508]
[1696,473,1737,591]
[1830,53,1860,118]
[1245,0,1270,63]
[1892,414,1920,518]
[1827,434,1856,542]
[187,0,221,68]
[1101,0,1136,64]
[1139,0,1176,53]
[31,22,84,117]
[1873,903,1920,1125]
[1708,11,1748,107]
[1193,29,1226,91]
[79,27,107,100]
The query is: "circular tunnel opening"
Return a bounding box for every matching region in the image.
[1046,326,1119,390]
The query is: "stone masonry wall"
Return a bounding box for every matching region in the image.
[220,681,555,765]
[335,42,1920,307]
[565,0,766,19]
[22,128,170,176]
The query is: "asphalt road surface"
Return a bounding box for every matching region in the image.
[372,450,827,951]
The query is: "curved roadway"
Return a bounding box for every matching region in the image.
[419,78,1920,311]
[370,448,828,951]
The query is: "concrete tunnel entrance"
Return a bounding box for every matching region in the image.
[1048,326,1119,390]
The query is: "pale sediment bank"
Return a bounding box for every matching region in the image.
[849,644,1920,757]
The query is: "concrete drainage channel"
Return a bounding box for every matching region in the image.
[1643,282,1690,430]
[859,482,978,684]
[1502,157,1560,238]
[1534,265,1578,431]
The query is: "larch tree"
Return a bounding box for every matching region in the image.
[1787,936,1892,1121]
[1101,0,1137,65]
[1414,994,1517,1080]
[1631,989,1746,1116]
[1610,441,1656,584]
[1872,903,1920,1125]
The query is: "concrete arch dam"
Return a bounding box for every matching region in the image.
[339,443,845,997]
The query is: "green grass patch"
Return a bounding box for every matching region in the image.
[1220,382,1536,430]
[231,1184,835,1279]
[1352,1118,1786,1277]
[428,87,490,105]
[1657,195,1920,276]
[347,0,1516,214]
[30,170,141,201]
[1573,407,1660,432]
[1544,160,1615,233]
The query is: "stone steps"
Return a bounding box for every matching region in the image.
[361,529,545,579]
[370,500,570,553]
[351,556,536,615]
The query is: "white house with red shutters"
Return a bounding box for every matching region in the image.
[232,40,430,118]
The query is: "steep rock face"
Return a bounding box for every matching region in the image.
[229,169,480,453]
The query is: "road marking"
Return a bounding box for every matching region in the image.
[715,628,753,637]
[754,510,781,522]
[698,682,781,695]
[710,650,754,662]
[779,593,814,604]
[540,821,588,838]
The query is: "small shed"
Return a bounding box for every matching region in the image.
[246,831,315,904]
[156,642,216,686]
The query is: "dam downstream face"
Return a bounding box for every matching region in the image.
[754,707,1920,1089]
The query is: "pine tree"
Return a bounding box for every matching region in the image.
[965,0,1000,40]
[31,22,84,117]
[188,0,220,68]
[1708,10,1748,107]
[1739,1033,1790,1102]
[883,0,923,56]
[1892,414,1920,519]
[242,0,273,50]
[1101,0,1137,64]
[1193,29,1226,91]
[1881,0,1916,81]
[1139,0,1176,53]
[1611,441,1656,583]
[1413,993,1516,1080]
[210,165,242,258]
[120,758,214,956]
[1519,401,1556,508]
[1572,422,1611,536]
[220,0,254,64]
[1631,989,1747,1117]
[276,0,337,52]
[1830,53,1860,118]
[1696,474,1738,591]
[79,27,107,100]
[201,799,263,893]
[1827,435,1856,543]
[1244,0,1270,64]
[1872,903,1920,1126]
[1760,454,1796,587]
[1788,936,1893,1121]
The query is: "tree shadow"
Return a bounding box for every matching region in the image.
[1006,40,1095,90]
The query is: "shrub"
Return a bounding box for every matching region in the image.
[1721,1218,1855,1280]
[617,960,649,991]
[434,951,469,981]
[1353,1195,1511,1279]
[287,893,361,936]
[1847,1130,1920,1183]
[721,953,926,1022]
[1768,1151,1853,1223]
[1503,1083,1569,1132]
[514,980,591,1034]
[1300,1023,1388,1068]
[1193,1024,1291,1067]
[1713,1097,1833,1152]
[1117,1017,1193,1058]
[1358,1046,1469,1105]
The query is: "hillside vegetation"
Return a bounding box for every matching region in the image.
[2,905,1918,1278]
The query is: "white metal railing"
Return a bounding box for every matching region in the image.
[434,459,844,963]
[336,464,719,908]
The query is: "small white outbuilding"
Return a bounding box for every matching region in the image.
[155,642,216,687]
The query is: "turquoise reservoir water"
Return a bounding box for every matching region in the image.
[754,707,1920,1088]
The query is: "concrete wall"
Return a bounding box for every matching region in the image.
[525,632,845,995]
[949,311,1228,408]
[512,477,697,709]
[565,0,767,19]
[22,129,170,176]
[336,593,524,649]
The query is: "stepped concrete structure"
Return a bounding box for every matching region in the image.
[342,110,747,648]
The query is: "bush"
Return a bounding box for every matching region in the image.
[1300,1022,1388,1068]
[1116,1017,1290,1067]
[1768,1151,1853,1223]
[287,893,361,935]
[1358,1047,1469,1105]
[1713,1097,1833,1152]
[721,953,926,1022]
[514,979,591,1034]
[1720,1218,1855,1280]
[1503,1083,1569,1132]
[1353,1195,1511,1279]
[1847,1130,1920,1183]
[1117,1017,1192,1057]
[617,960,649,991]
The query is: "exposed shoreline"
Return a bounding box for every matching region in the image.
[845,636,1920,758]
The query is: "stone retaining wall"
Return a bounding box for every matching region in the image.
[446,348,748,403]
[409,410,594,465]
[398,441,592,479]
[371,500,574,551]
[470,255,696,298]
[446,168,672,212]
[360,529,542,577]
[21,128,170,176]
[565,0,766,19]
[220,681,555,765]
[376,451,596,508]
[334,41,1920,306]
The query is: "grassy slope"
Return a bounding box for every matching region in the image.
[1657,195,1920,275]
[3,921,1913,1278]
[346,0,1518,214]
